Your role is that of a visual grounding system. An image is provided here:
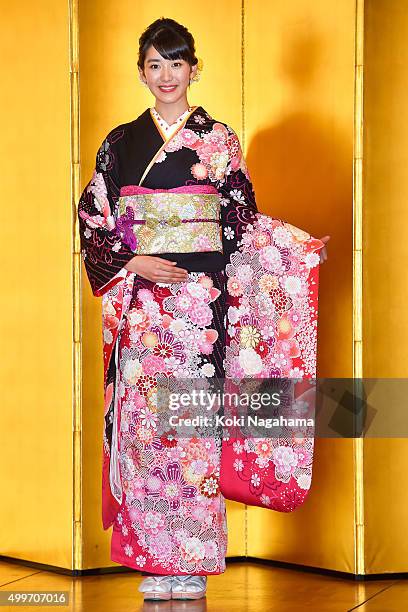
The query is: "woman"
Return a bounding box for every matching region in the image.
[78,17,329,602]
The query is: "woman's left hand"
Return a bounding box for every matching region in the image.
[318,235,330,263]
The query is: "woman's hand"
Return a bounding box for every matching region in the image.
[124,255,189,283]
[318,235,330,263]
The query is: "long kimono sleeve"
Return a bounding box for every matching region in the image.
[217,124,324,513]
[78,132,136,297]
[216,126,259,261]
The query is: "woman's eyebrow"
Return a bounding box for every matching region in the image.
[146,58,163,63]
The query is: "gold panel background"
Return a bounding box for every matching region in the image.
[244,0,355,571]
[363,0,408,573]
[4,0,404,576]
[79,0,355,572]
[0,1,73,567]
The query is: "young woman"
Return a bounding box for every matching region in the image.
[78,17,329,602]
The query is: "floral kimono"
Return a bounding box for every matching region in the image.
[78,105,323,576]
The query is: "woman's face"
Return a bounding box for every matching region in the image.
[139,44,197,104]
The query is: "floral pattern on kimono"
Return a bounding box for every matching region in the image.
[78,105,323,576]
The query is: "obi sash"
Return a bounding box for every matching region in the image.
[116,184,223,255]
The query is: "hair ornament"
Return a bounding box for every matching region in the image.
[191,57,203,83]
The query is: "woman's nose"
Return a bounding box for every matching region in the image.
[162,65,173,81]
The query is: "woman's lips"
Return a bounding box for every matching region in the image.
[159,85,177,92]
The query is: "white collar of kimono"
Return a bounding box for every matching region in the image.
[150,106,193,139]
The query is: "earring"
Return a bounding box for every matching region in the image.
[139,78,148,88]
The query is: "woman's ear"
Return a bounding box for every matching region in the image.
[138,66,146,84]
[190,63,198,81]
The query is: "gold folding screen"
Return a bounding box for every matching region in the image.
[1,0,407,576]
[362,0,408,573]
[1,0,73,568]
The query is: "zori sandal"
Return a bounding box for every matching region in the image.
[171,575,207,600]
[138,575,173,600]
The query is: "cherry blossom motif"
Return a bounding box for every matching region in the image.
[224,226,234,240]
[234,459,244,472]
[146,462,197,510]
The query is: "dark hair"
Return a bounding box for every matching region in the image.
[138,18,198,72]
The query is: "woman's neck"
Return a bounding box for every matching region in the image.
[153,99,192,125]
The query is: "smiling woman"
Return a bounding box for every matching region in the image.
[137,19,199,126]
[77,16,326,603]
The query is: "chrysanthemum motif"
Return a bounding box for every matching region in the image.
[227,277,243,297]
[282,275,302,295]
[191,162,208,180]
[304,252,320,268]
[258,274,279,293]
[239,325,261,348]
[201,363,215,377]
[297,473,312,490]
[272,226,292,247]
[200,474,220,497]
[142,510,166,535]
[272,445,298,476]
[259,245,283,273]
[138,407,158,429]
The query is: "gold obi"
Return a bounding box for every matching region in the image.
[116,189,223,254]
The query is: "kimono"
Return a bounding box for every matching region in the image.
[78,105,323,576]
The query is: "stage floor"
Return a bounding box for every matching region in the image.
[0,559,406,611]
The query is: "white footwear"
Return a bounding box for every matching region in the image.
[171,575,207,600]
[138,575,172,601]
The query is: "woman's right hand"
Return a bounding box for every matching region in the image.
[124,255,189,283]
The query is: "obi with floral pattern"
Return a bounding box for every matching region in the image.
[116,185,223,255]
